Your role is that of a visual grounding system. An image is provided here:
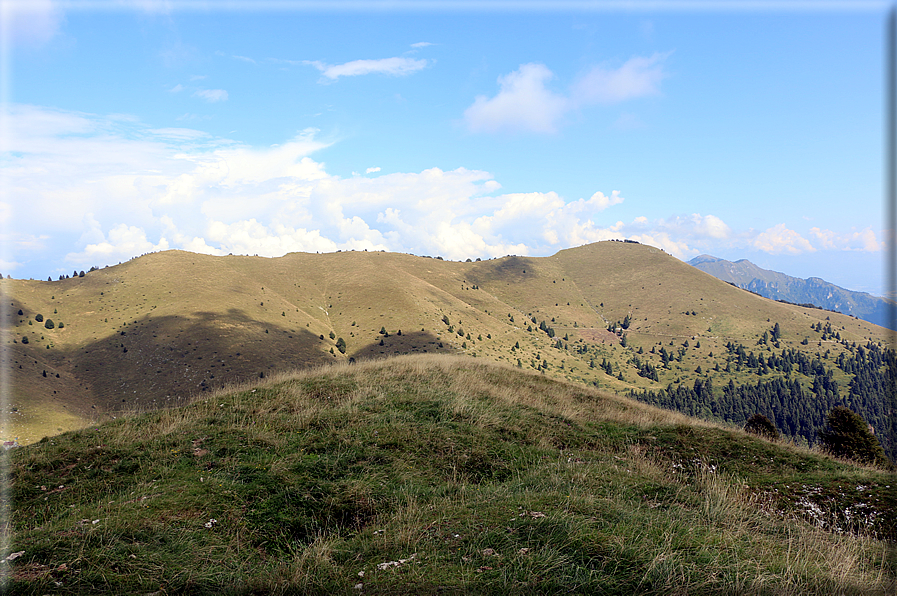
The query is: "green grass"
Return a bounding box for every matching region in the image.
[5,355,894,594]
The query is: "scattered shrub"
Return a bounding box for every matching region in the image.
[744,414,779,440]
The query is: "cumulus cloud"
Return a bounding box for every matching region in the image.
[465,53,670,134]
[810,227,884,252]
[599,213,732,260]
[752,224,816,255]
[67,222,170,264]
[193,89,228,102]
[10,104,870,279]
[464,63,568,134]
[366,167,381,174]
[306,57,428,80]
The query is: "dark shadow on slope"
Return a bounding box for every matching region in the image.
[349,330,458,363]
[67,308,331,413]
[467,256,537,287]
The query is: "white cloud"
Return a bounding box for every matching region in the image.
[571,52,670,105]
[66,223,169,265]
[168,84,184,93]
[809,227,884,252]
[2,0,63,48]
[193,89,229,102]
[306,57,428,80]
[464,63,568,134]
[9,104,867,278]
[410,42,433,48]
[232,54,256,64]
[465,53,670,134]
[752,224,816,255]
[366,167,381,174]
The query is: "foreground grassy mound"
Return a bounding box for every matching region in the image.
[6,356,895,594]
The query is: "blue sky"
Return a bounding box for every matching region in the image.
[1,1,892,297]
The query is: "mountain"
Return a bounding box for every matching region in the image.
[7,356,895,593]
[688,254,895,330]
[3,241,893,458]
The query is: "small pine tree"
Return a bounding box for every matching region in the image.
[329,331,335,339]
[818,407,889,467]
[336,337,347,354]
[21,336,28,344]
[44,319,54,329]
[58,322,64,329]
[35,314,44,322]
[744,414,779,440]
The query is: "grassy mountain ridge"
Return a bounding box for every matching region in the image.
[3,242,893,450]
[6,356,895,594]
[688,254,896,330]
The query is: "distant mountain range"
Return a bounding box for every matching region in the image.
[688,255,895,330]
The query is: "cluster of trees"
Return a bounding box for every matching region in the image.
[47,269,97,281]
[630,341,895,462]
[811,320,841,341]
[631,356,660,381]
[743,408,889,468]
[526,315,556,338]
[607,315,631,332]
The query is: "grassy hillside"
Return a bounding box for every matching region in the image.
[2,242,892,448]
[5,356,895,594]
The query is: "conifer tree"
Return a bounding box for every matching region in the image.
[818,406,889,467]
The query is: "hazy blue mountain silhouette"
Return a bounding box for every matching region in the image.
[689,255,895,330]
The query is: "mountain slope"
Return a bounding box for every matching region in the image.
[3,242,893,452]
[688,254,895,330]
[7,357,895,594]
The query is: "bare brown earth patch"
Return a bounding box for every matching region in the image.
[576,327,621,345]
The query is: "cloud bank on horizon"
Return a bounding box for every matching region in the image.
[4,104,883,278]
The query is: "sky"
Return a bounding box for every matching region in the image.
[1,1,893,297]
